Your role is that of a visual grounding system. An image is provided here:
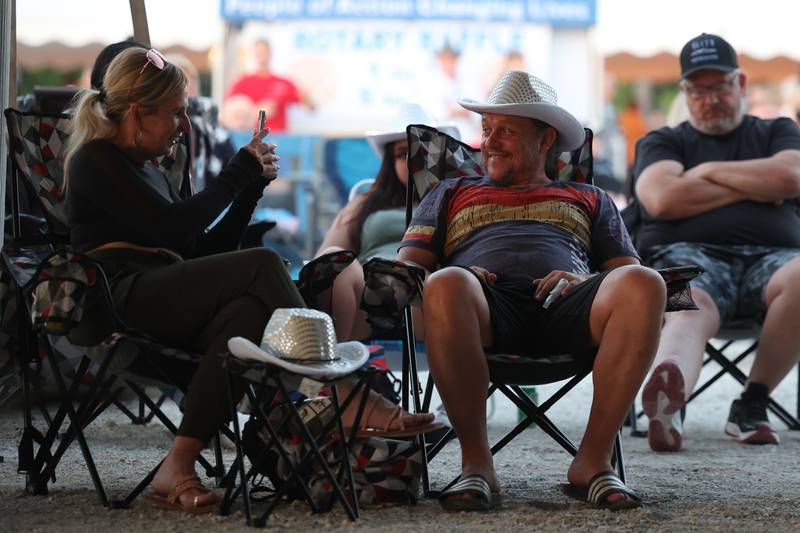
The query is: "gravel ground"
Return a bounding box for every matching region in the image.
[1,347,799,532]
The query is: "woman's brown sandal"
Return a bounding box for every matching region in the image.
[144,475,217,514]
[342,391,444,438]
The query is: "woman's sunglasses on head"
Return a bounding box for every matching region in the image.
[128,48,167,98]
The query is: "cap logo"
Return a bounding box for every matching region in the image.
[690,37,720,64]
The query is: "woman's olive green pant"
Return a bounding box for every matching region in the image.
[118,248,305,441]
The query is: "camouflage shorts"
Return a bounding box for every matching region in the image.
[645,242,800,325]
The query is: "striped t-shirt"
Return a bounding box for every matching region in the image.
[400,176,638,282]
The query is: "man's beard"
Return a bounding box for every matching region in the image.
[694,114,739,135]
[692,102,743,135]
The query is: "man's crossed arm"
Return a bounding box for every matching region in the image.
[635,149,800,220]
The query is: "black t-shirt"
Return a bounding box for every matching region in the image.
[632,115,800,251]
[67,139,266,258]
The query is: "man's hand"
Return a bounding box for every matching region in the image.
[469,266,497,285]
[533,270,591,300]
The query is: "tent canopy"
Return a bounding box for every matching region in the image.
[605,52,800,85]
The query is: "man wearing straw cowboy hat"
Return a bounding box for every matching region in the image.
[397,71,666,511]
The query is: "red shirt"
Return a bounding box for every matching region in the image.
[226,73,300,132]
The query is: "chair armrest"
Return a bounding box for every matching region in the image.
[654,265,705,312]
[360,258,426,330]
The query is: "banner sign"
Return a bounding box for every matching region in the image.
[221,0,596,27]
[229,20,558,140]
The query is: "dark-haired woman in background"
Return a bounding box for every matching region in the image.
[315,104,459,341]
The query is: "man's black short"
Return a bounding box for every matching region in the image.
[463,267,610,359]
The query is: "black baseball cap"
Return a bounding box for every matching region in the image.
[679,33,738,80]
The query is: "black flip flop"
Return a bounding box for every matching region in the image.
[439,474,502,512]
[561,471,641,511]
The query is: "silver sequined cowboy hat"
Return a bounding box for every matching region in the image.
[227,308,368,380]
[366,102,460,158]
[459,70,585,151]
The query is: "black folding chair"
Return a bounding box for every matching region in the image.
[620,196,800,434]
[628,323,800,434]
[2,107,228,504]
[363,125,704,497]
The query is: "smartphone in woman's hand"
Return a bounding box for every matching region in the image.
[257,109,267,133]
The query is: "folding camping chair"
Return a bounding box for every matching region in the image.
[693,324,800,429]
[3,106,370,509]
[619,200,800,435]
[17,248,234,507]
[628,322,800,435]
[362,124,630,496]
[363,124,703,497]
[2,107,231,504]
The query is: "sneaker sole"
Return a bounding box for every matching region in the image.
[724,422,780,445]
[642,360,685,452]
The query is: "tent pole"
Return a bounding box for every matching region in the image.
[0,0,15,250]
[129,0,151,46]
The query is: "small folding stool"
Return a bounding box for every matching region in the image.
[219,309,378,527]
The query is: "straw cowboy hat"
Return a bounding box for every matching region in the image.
[227,308,368,380]
[459,70,585,151]
[366,102,460,158]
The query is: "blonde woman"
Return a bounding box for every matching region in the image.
[65,47,304,513]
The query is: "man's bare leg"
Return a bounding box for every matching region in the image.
[568,266,666,501]
[749,257,800,390]
[649,288,720,394]
[641,287,719,451]
[423,267,498,494]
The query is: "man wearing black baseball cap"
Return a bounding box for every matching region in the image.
[632,33,800,452]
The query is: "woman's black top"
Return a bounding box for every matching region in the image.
[66,138,268,307]
[67,138,266,258]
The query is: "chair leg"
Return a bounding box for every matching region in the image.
[613,430,625,484]
[39,348,110,507]
[141,392,169,424]
[330,385,359,519]
[225,372,251,525]
[110,459,161,509]
[628,405,647,438]
[422,373,434,413]
[706,345,800,428]
[16,295,43,489]
[402,307,430,497]
[212,434,225,487]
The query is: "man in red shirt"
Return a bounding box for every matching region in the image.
[226,39,313,132]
